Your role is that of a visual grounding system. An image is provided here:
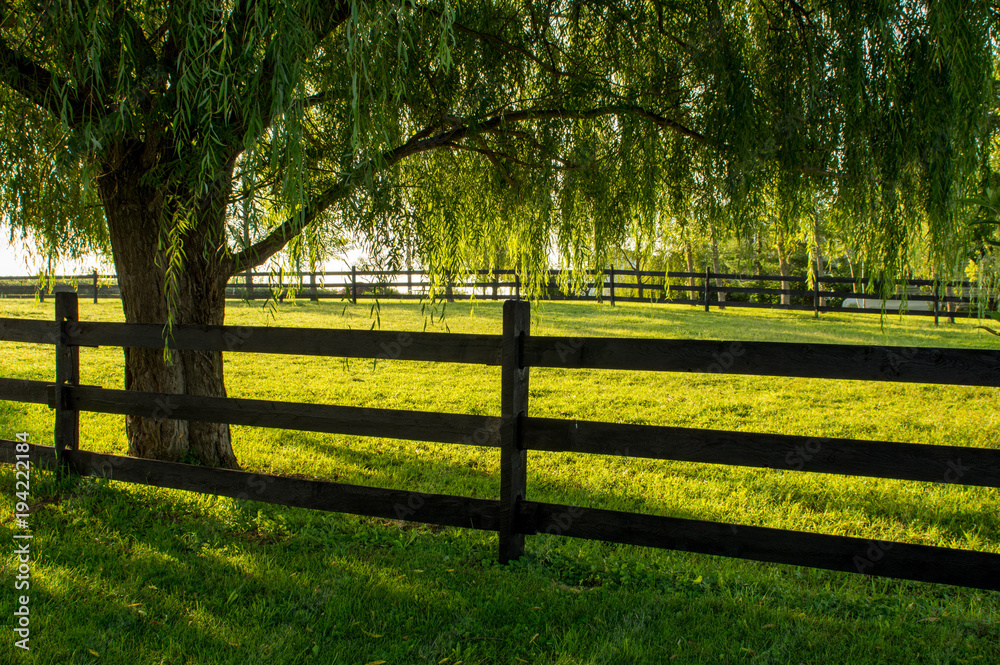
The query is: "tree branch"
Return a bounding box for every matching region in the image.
[229,99,866,275]
[448,138,578,172]
[469,135,519,188]
[449,19,570,77]
[228,103,706,274]
[303,90,335,109]
[0,38,84,126]
[121,8,158,73]
[229,122,458,274]
[233,0,351,147]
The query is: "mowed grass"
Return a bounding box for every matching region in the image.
[1,296,999,664]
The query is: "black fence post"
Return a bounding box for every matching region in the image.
[53,290,80,473]
[609,266,616,307]
[92,270,99,304]
[499,299,530,563]
[350,265,357,304]
[704,267,711,312]
[515,274,521,301]
[309,272,318,302]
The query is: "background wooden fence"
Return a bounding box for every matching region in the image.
[1,292,999,590]
[0,269,976,322]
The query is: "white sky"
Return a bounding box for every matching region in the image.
[1,239,364,277]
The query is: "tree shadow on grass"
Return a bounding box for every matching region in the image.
[6,459,1000,665]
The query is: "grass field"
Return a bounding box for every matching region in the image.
[1,297,999,664]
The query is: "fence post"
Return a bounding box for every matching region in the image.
[515,273,521,301]
[350,265,357,304]
[704,267,711,312]
[54,290,80,473]
[92,270,99,304]
[499,299,530,563]
[245,270,254,300]
[609,266,615,307]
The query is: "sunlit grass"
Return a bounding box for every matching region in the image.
[1,297,998,664]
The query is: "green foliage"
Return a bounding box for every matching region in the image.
[0,0,997,314]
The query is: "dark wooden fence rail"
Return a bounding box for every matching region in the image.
[2,269,976,324]
[2,292,999,591]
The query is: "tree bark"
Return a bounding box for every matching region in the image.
[636,255,644,299]
[753,233,764,302]
[684,234,696,301]
[97,141,239,468]
[776,227,792,306]
[445,270,455,302]
[710,224,725,308]
[811,207,826,307]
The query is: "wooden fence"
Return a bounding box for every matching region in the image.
[1,292,999,590]
[0,269,975,323]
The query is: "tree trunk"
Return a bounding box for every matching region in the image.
[811,208,826,308]
[636,255,644,299]
[710,224,725,308]
[97,141,239,468]
[776,228,792,306]
[753,233,764,302]
[685,237,696,302]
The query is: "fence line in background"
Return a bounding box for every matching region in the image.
[0,269,977,323]
[2,292,999,590]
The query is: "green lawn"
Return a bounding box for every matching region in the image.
[1,297,998,664]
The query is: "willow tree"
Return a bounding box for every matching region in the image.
[1,0,995,467]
